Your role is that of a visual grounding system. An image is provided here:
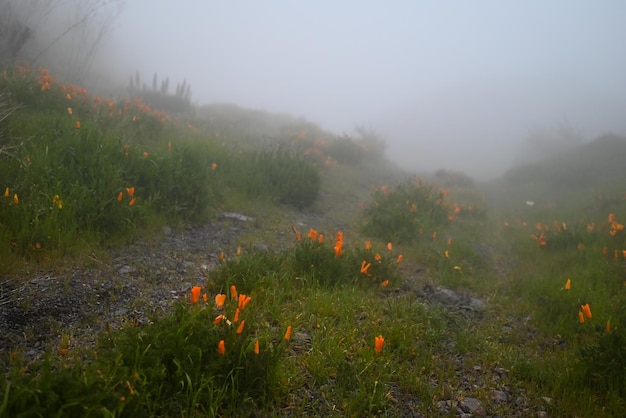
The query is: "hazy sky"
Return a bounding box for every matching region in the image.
[102,0,626,178]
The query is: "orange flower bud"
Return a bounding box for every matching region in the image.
[375,335,385,353]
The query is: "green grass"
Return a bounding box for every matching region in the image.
[2,64,626,416]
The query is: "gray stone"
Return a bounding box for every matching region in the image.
[433,287,461,305]
[459,397,483,414]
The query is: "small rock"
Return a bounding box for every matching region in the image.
[469,297,487,311]
[223,212,253,222]
[432,287,461,305]
[491,389,508,403]
[114,308,128,316]
[459,397,483,414]
[117,265,133,275]
[253,243,269,252]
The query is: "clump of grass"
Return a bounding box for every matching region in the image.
[361,176,449,243]
[0,285,283,417]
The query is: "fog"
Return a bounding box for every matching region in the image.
[94,1,626,178]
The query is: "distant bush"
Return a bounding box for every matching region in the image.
[128,71,193,115]
[434,169,475,188]
[361,177,449,243]
[220,149,321,210]
[326,136,365,165]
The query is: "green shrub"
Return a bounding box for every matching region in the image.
[361,177,449,243]
[326,136,364,165]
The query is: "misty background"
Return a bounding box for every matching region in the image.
[3,0,626,178]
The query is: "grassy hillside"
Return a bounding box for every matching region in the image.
[491,133,626,216]
[1,64,626,417]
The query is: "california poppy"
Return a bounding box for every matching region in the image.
[360,260,371,275]
[215,293,226,308]
[126,187,135,197]
[13,193,18,204]
[581,303,592,319]
[579,311,585,324]
[308,228,318,240]
[217,340,225,355]
[190,286,201,304]
[387,242,392,251]
[3,187,8,197]
[375,335,384,353]
[233,308,240,323]
[238,294,251,310]
[284,325,292,341]
[365,240,371,250]
[230,285,238,300]
[254,340,260,355]
[128,197,136,207]
[564,278,571,290]
[236,320,245,335]
[396,255,403,263]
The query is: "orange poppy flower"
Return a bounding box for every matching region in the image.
[365,240,372,250]
[236,320,245,334]
[230,285,238,300]
[128,197,136,207]
[117,192,123,202]
[318,234,324,243]
[564,278,571,290]
[360,260,371,275]
[238,294,252,310]
[308,228,318,240]
[190,286,201,304]
[215,294,226,308]
[254,340,260,355]
[579,311,585,324]
[387,242,393,251]
[13,193,18,204]
[374,253,382,261]
[581,303,592,319]
[213,314,225,325]
[233,307,240,323]
[381,280,389,287]
[375,335,384,353]
[75,121,80,129]
[396,254,403,263]
[284,325,292,341]
[217,340,225,355]
[334,241,343,257]
[126,187,135,197]
[3,187,8,197]
[606,320,611,334]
